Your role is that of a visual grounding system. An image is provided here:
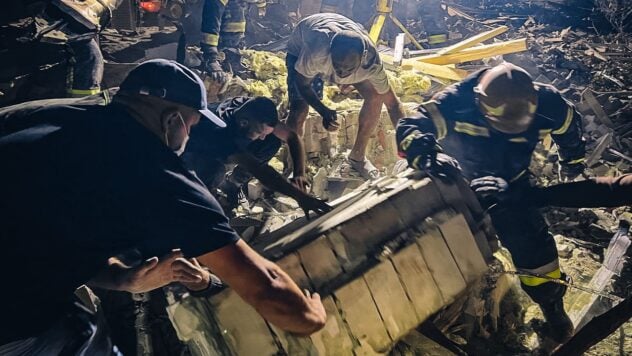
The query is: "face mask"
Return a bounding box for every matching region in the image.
[164,112,189,156]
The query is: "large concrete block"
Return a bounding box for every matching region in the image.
[391,243,445,322]
[435,211,489,284]
[416,223,467,304]
[207,290,279,356]
[298,236,344,290]
[334,277,392,353]
[364,261,419,339]
[309,296,355,356]
[275,252,312,290]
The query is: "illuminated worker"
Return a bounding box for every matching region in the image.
[286,13,405,180]
[397,63,586,343]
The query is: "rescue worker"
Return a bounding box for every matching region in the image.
[0,59,326,354]
[53,0,118,96]
[396,62,586,343]
[418,0,449,47]
[182,96,331,216]
[286,13,405,179]
[198,0,266,82]
[472,174,632,208]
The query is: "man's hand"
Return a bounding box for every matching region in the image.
[297,194,332,217]
[293,289,327,337]
[171,257,211,292]
[114,250,183,293]
[319,107,339,131]
[558,161,585,182]
[290,175,309,193]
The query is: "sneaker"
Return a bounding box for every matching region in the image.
[348,157,380,180]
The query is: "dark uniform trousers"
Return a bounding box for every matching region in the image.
[66,35,104,97]
[201,0,249,49]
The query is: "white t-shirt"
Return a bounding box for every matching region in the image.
[287,13,391,94]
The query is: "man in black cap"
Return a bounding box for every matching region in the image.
[183,96,331,216]
[0,59,326,354]
[396,62,585,343]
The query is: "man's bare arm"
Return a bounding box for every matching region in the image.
[273,123,307,189]
[196,240,326,335]
[233,153,331,215]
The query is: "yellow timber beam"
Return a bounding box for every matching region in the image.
[369,14,387,44]
[416,38,528,65]
[436,26,508,55]
[381,53,468,81]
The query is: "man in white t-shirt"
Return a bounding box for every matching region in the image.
[285,13,404,179]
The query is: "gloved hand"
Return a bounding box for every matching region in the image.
[431,153,462,182]
[470,176,510,207]
[558,161,585,182]
[399,130,441,170]
[319,107,339,131]
[201,44,226,84]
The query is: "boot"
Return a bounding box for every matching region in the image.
[522,274,575,343]
[539,298,574,343]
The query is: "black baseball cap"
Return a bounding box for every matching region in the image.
[119,59,225,128]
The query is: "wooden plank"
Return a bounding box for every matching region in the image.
[582,88,615,128]
[364,260,420,339]
[208,290,280,356]
[416,38,528,65]
[435,212,489,284]
[436,26,508,55]
[297,236,344,290]
[416,222,467,304]
[335,278,392,353]
[569,222,631,330]
[309,296,355,355]
[391,242,445,321]
[382,53,468,81]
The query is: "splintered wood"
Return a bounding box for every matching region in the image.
[179,174,497,355]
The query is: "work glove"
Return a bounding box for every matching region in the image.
[558,161,585,182]
[470,176,511,208]
[399,130,441,169]
[319,107,339,131]
[399,130,461,181]
[201,44,227,84]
